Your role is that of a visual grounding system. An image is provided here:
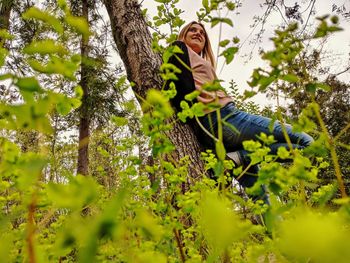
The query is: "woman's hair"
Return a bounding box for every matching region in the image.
[178,21,216,68]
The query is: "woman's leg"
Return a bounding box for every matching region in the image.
[220,107,314,151]
[199,103,314,194]
[199,102,313,151]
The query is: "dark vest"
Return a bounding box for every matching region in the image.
[165,41,213,148]
[166,40,196,112]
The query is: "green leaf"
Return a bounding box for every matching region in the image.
[226,2,236,11]
[314,20,342,38]
[277,146,291,159]
[219,39,230,47]
[220,47,238,64]
[74,85,83,99]
[211,17,233,28]
[305,83,316,93]
[111,116,128,126]
[15,153,48,190]
[57,0,68,11]
[15,77,43,93]
[233,37,240,44]
[143,89,173,118]
[198,191,251,257]
[0,73,13,81]
[185,90,200,101]
[306,82,331,93]
[28,56,80,80]
[23,39,68,55]
[202,80,223,91]
[78,189,128,263]
[258,76,276,91]
[331,16,339,24]
[311,184,336,205]
[163,81,177,99]
[65,15,92,41]
[160,63,181,81]
[47,175,99,210]
[268,115,277,132]
[278,208,350,263]
[316,15,330,21]
[242,140,262,152]
[202,0,209,11]
[0,29,13,40]
[280,74,299,83]
[162,45,183,63]
[221,18,233,27]
[0,47,9,67]
[55,96,72,115]
[327,26,343,32]
[22,7,63,34]
[191,102,206,117]
[180,100,190,110]
[315,82,331,91]
[243,90,257,99]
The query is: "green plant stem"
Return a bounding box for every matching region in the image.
[338,142,350,150]
[173,228,186,262]
[37,209,56,230]
[299,181,306,203]
[216,9,222,67]
[334,122,350,142]
[174,54,193,72]
[275,91,294,152]
[236,163,253,181]
[27,192,37,263]
[195,116,218,142]
[216,108,223,143]
[313,103,348,198]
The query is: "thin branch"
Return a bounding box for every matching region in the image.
[313,103,348,198]
[332,65,350,77]
[173,228,186,263]
[273,4,289,25]
[216,9,222,66]
[334,122,350,142]
[300,0,315,14]
[299,0,316,36]
[239,0,276,50]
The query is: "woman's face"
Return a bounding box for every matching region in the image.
[184,23,206,54]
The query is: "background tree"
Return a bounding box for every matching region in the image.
[0,0,14,35]
[76,0,91,175]
[25,0,132,180]
[1,0,41,154]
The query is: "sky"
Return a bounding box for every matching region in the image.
[143,0,350,107]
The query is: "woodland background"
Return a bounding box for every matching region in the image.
[0,0,349,262]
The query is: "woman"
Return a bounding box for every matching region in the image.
[168,21,314,191]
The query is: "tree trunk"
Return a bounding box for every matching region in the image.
[0,0,13,29]
[77,0,90,176]
[103,0,205,184]
[0,0,14,43]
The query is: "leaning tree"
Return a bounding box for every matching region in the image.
[103,0,206,184]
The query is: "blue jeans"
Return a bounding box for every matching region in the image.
[199,102,314,189]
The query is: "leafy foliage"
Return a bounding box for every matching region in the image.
[0,1,349,262]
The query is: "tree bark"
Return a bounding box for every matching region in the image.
[77,0,90,176]
[103,0,205,183]
[0,0,14,43]
[0,0,13,30]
